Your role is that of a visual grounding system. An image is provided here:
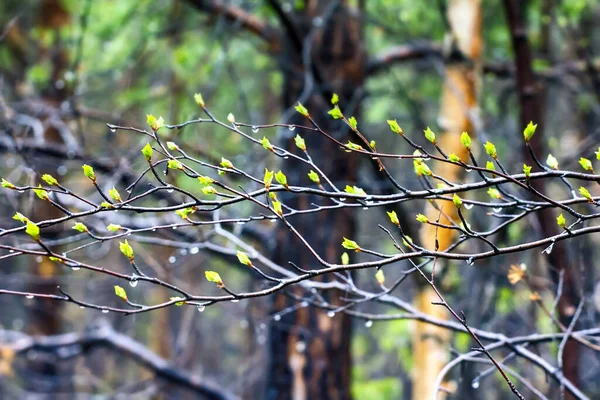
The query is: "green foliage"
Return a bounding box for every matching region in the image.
[114,285,128,301]
[119,240,134,260]
[294,134,306,151]
[82,164,96,181]
[25,220,40,241]
[275,170,288,188]
[386,210,399,226]
[307,170,320,184]
[342,238,360,251]
[523,121,537,142]
[205,271,223,286]
[73,222,88,233]
[423,127,435,143]
[42,174,59,186]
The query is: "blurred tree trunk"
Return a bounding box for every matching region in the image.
[267,2,365,399]
[413,1,482,399]
[503,1,581,398]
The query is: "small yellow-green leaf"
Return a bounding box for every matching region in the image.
[453,194,462,208]
[13,212,28,223]
[424,127,436,143]
[546,154,559,170]
[141,143,153,161]
[26,220,40,241]
[197,176,214,186]
[175,207,195,219]
[416,214,429,223]
[579,186,592,201]
[596,147,600,160]
[73,222,88,233]
[345,141,363,151]
[307,170,320,184]
[387,120,403,135]
[331,93,339,105]
[342,237,360,251]
[237,251,252,267]
[449,154,460,163]
[147,114,164,131]
[523,121,537,142]
[171,297,185,306]
[486,161,495,171]
[375,269,385,285]
[220,157,233,169]
[119,240,134,260]
[579,157,593,172]
[42,174,58,186]
[523,164,532,178]
[387,210,400,226]
[100,201,112,209]
[194,93,205,107]
[402,235,413,248]
[294,134,306,151]
[1,178,16,189]
[348,116,357,131]
[167,160,183,170]
[33,185,49,201]
[166,141,179,151]
[205,271,223,286]
[82,164,96,181]
[484,141,497,158]
[202,186,217,195]
[272,200,283,216]
[295,102,308,117]
[264,169,274,190]
[461,132,472,150]
[275,170,288,188]
[261,137,274,151]
[107,224,121,232]
[556,213,566,228]
[341,252,349,265]
[328,105,343,120]
[488,188,502,199]
[227,113,235,124]
[114,285,128,301]
[109,187,122,202]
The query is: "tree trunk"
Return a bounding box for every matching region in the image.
[267,2,365,399]
[413,1,482,399]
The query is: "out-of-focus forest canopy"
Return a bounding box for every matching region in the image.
[1,0,600,399]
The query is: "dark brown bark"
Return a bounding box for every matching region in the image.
[267,2,365,399]
[503,1,581,398]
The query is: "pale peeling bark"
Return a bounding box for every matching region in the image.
[413,1,482,400]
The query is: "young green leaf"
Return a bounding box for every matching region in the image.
[387,120,403,135]
[261,137,274,151]
[197,176,214,186]
[294,134,306,151]
[487,188,502,199]
[579,186,592,202]
[72,222,88,233]
[1,178,16,189]
[556,213,566,229]
[114,285,128,301]
[596,147,600,160]
[484,141,497,159]
[348,116,357,131]
[486,161,495,171]
[107,224,122,232]
[202,186,217,195]
[345,141,363,151]
[175,207,196,219]
[194,93,205,108]
[331,93,339,105]
[237,251,252,267]
[119,240,134,260]
[171,297,185,306]
[220,157,233,169]
[227,113,235,124]
[307,170,320,184]
[42,174,58,186]
[523,121,537,142]
[295,102,308,117]
[167,160,183,170]
[272,200,283,216]
[416,214,429,223]
[375,269,385,285]
[26,220,40,241]
[147,114,164,131]
[402,235,413,248]
[460,131,472,150]
[82,164,96,182]
[546,154,559,170]
[13,212,28,223]
[341,252,349,265]
[275,170,288,188]
[141,143,153,161]
[344,185,366,195]
[205,271,223,287]
[579,157,593,172]
[341,237,361,252]
[100,201,112,209]
[33,185,49,201]
[166,141,179,151]
[523,164,532,179]
[369,140,376,149]
[387,210,400,226]
[453,194,462,208]
[263,169,274,190]
[414,163,432,177]
[449,154,460,163]
[328,105,343,120]
[424,127,436,143]
[109,187,122,202]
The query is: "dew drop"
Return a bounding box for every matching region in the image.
[543,243,554,255]
[9,250,14,253]
[101,309,109,314]
[339,198,347,202]
[464,203,474,210]
[236,221,246,225]
[169,256,176,264]
[179,249,188,256]
[362,207,369,210]
[172,226,177,230]
[301,301,309,307]
[190,247,199,254]
[283,156,289,159]
[167,188,174,193]
[465,168,473,172]
[71,266,81,271]
[273,314,281,321]
[36,256,43,263]
[295,341,306,353]
[129,276,139,287]
[472,380,480,389]
[79,306,85,309]
[252,126,259,133]
[466,257,474,266]
[197,305,205,312]
[493,207,502,213]
[288,125,295,131]
[231,299,240,303]
[152,228,157,232]
[26,295,34,299]
[365,320,373,328]
[327,311,335,318]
